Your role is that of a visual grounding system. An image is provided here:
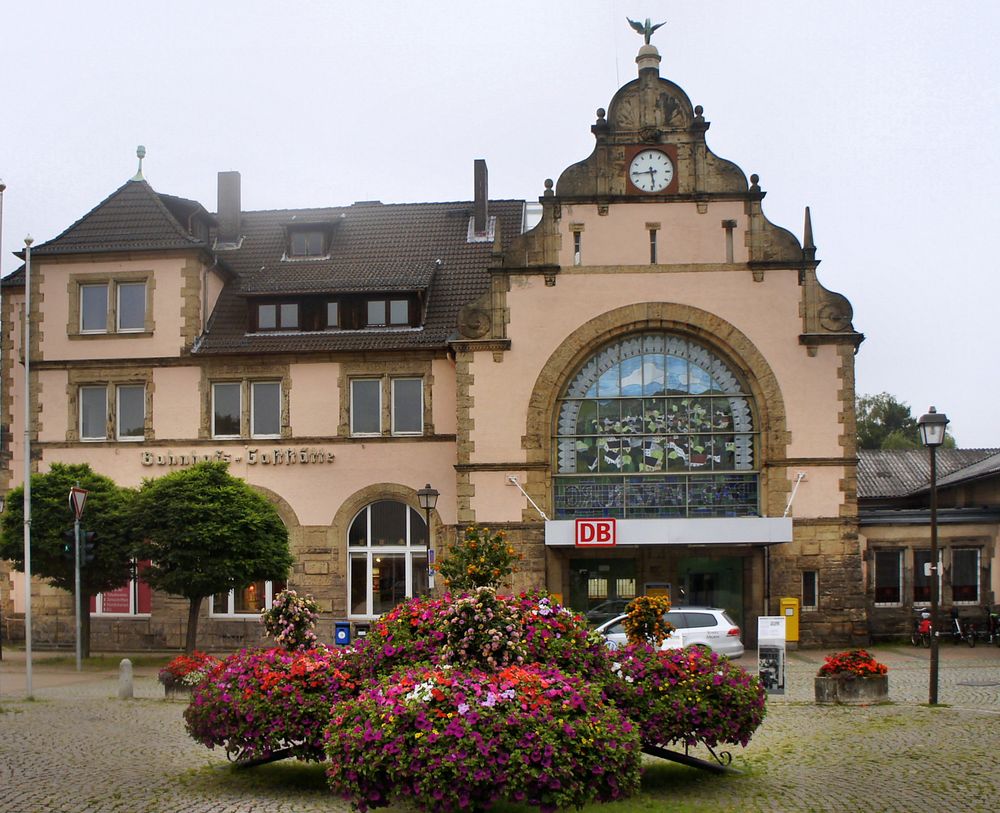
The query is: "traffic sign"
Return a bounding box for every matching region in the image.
[69,486,88,520]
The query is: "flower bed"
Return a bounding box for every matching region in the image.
[325,663,640,813]
[817,648,887,678]
[603,643,767,748]
[185,646,361,762]
[815,649,889,705]
[158,651,221,696]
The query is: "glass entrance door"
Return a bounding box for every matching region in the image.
[569,557,637,624]
[677,555,744,629]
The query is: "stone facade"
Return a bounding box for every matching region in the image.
[1,37,866,651]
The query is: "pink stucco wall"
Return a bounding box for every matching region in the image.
[558,201,749,267]
[38,257,192,361]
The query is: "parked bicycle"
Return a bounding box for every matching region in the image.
[965,605,1000,647]
[910,607,932,648]
[947,607,977,647]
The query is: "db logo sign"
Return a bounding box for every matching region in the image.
[575,518,616,547]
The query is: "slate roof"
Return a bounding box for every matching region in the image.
[27,179,208,256]
[197,200,525,354]
[858,449,1000,499]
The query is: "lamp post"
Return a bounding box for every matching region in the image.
[416,484,439,595]
[23,234,34,698]
[0,494,5,661]
[918,405,949,706]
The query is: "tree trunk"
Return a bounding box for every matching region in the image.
[185,596,203,654]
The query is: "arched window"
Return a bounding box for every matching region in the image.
[554,333,758,518]
[348,500,429,617]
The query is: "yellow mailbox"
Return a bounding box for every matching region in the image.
[779,597,800,642]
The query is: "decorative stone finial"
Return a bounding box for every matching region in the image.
[750,174,760,192]
[132,145,146,181]
[543,179,554,197]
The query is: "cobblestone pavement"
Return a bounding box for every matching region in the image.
[1,645,998,812]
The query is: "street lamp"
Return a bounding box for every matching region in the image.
[918,405,949,706]
[0,493,5,661]
[416,484,439,595]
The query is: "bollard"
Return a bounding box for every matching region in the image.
[118,658,134,700]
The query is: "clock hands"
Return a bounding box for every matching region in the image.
[631,166,658,187]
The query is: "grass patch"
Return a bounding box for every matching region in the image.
[179,759,330,796]
[179,753,757,813]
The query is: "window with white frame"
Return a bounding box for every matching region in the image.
[210,579,285,616]
[91,560,152,615]
[348,501,429,617]
[350,376,424,436]
[212,380,281,438]
[117,281,147,332]
[802,570,818,610]
[79,383,146,441]
[116,384,145,440]
[874,550,903,605]
[212,382,242,438]
[251,381,281,437]
[78,279,147,334]
[350,379,382,435]
[80,283,109,332]
[951,547,980,604]
[80,385,108,440]
[391,378,423,434]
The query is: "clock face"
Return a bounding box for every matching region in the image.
[628,149,674,192]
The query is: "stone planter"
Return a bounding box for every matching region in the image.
[162,682,193,701]
[814,674,889,705]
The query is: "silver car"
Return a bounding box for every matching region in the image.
[595,606,745,658]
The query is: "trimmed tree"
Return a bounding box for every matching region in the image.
[436,525,521,590]
[0,463,134,657]
[129,461,293,653]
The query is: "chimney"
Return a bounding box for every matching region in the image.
[217,171,241,245]
[473,159,488,234]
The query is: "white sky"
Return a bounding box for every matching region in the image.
[2,1,998,446]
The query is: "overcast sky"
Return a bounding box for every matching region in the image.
[2,1,998,446]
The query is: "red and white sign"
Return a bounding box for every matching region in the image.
[69,486,89,520]
[575,518,616,547]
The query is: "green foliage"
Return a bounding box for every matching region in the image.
[0,463,134,595]
[130,461,292,602]
[622,594,673,647]
[129,461,292,651]
[436,525,520,590]
[856,392,956,450]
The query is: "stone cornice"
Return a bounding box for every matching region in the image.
[448,338,511,353]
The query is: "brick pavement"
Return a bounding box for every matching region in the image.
[1,645,998,812]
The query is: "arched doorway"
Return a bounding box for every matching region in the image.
[347,500,429,617]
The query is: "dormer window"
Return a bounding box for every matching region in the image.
[289,229,326,257]
[255,302,299,331]
[366,298,411,327]
[248,294,417,333]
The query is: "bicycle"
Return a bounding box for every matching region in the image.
[948,607,976,647]
[966,605,1000,647]
[910,608,931,648]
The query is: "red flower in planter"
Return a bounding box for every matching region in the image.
[817,649,888,678]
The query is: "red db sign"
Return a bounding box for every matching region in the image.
[575,518,616,547]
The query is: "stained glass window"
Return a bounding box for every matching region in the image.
[554,333,758,518]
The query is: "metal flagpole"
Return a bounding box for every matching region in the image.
[23,235,34,698]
